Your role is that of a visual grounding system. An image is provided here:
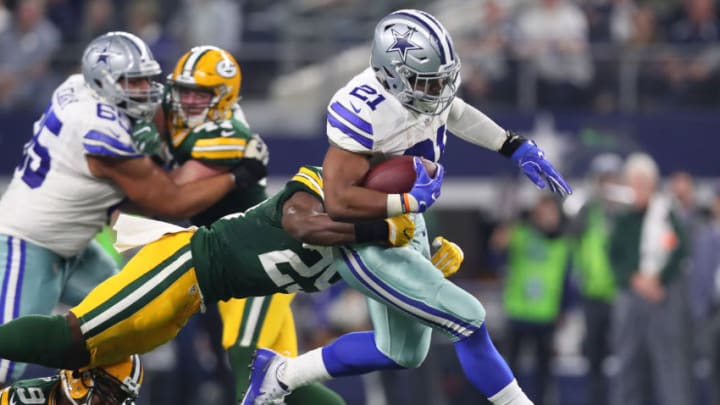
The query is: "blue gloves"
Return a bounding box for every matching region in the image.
[511,140,572,197]
[409,157,445,213]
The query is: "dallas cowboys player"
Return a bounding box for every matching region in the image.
[243,9,571,405]
[0,32,243,384]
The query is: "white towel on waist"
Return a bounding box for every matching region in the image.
[112,214,196,253]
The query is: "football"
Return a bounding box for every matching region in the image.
[362,156,438,193]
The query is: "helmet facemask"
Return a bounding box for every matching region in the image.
[61,369,135,405]
[168,82,228,129]
[112,74,163,121]
[395,61,460,115]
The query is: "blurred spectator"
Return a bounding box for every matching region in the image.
[491,195,573,405]
[456,0,516,106]
[669,171,704,232]
[513,0,594,108]
[570,153,623,405]
[609,153,693,405]
[0,0,9,32]
[689,180,720,405]
[0,0,60,111]
[79,0,118,46]
[169,0,241,52]
[125,0,182,72]
[660,0,720,107]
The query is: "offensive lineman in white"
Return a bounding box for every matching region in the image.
[243,9,571,405]
[0,32,246,384]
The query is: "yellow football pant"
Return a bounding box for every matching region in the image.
[218,293,297,356]
[71,231,202,367]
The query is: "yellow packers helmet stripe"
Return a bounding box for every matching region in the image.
[291,167,324,199]
[181,46,218,80]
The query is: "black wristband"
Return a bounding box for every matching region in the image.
[498,131,527,158]
[354,221,389,244]
[232,159,267,189]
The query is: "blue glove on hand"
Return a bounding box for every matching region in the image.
[511,141,572,197]
[408,157,445,213]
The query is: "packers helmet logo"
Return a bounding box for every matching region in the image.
[216,59,237,78]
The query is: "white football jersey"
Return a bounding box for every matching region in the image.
[326,67,453,163]
[0,74,143,258]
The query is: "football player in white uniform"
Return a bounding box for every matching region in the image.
[0,32,246,384]
[243,9,571,405]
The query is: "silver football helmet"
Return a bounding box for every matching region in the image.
[81,32,163,121]
[371,9,461,115]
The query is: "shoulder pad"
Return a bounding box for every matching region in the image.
[80,103,140,158]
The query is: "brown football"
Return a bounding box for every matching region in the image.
[362,156,437,193]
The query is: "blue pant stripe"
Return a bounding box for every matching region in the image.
[0,236,13,319]
[341,247,478,338]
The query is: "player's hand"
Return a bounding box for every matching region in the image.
[407,157,444,213]
[431,236,464,277]
[245,134,269,166]
[384,214,415,247]
[131,120,164,156]
[511,140,572,197]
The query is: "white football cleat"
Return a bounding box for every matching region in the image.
[240,348,291,405]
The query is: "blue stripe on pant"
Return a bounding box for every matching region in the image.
[0,236,25,381]
[335,242,486,368]
[0,235,119,383]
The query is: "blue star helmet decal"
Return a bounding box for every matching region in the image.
[386,28,422,63]
[96,45,111,64]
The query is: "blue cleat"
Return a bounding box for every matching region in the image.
[240,348,291,405]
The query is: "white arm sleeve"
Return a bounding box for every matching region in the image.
[447,97,507,151]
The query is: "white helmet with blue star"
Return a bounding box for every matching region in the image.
[370,9,461,115]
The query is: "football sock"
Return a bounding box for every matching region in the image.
[228,345,254,402]
[488,380,534,405]
[285,383,347,405]
[0,314,79,369]
[320,332,403,377]
[278,347,330,390]
[280,332,402,390]
[454,323,525,401]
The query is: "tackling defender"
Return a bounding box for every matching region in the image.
[0,165,448,386]
[242,9,571,405]
[134,45,344,404]
[0,32,247,384]
[0,355,142,405]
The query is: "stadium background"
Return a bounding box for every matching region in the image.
[0,0,717,404]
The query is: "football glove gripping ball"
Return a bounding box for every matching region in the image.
[407,157,444,213]
[431,236,464,277]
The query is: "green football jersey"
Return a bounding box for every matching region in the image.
[132,96,268,226]
[0,376,61,404]
[191,165,340,303]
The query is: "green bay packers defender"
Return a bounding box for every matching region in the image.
[0,355,142,405]
[133,46,344,404]
[0,166,422,399]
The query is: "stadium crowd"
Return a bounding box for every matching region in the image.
[2,0,720,112]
